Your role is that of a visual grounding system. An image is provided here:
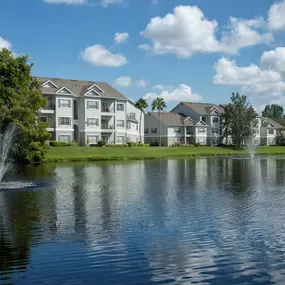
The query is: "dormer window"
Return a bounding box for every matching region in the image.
[201,116,206,122]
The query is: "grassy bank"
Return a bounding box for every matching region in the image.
[45,146,285,163]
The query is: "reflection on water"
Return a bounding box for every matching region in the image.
[1,158,285,284]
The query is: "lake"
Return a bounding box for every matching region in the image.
[1,157,285,284]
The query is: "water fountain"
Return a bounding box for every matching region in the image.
[0,125,16,182]
[245,126,257,159]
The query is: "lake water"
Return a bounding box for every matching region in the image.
[1,157,285,284]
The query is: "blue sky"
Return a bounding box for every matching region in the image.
[1,0,285,112]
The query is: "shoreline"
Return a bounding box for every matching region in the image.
[44,146,285,163]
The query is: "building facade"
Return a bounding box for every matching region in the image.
[37,77,144,146]
[144,102,283,146]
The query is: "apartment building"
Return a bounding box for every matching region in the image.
[36,77,143,145]
[144,102,283,146]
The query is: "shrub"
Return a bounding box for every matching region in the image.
[50,140,76,147]
[172,142,181,147]
[106,144,127,147]
[194,143,201,147]
[149,141,159,146]
[89,144,98,147]
[97,140,106,147]
[127,142,137,147]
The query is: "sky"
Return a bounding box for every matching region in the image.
[1,0,285,113]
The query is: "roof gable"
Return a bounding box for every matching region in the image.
[195,120,207,126]
[56,87,73,95]
[85,88,101,96]
[42,80,58,88]
[88,83,104,93]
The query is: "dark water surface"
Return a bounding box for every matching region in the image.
[1,157,285,284]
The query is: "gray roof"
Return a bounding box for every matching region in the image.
[35,76,127,100]
[258,116,284,129]
[149,112,194,126]
[180,102,224,115]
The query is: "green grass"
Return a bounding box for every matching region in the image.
[45,146,285,163]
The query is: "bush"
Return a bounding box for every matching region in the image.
[194,143,201,147]
[149,141,159,146]
[138,143,150,147]
[127,142,137,147]
[50,140,76,147]
[89,144,98,147]
[97,140,106,147]
[106,144,127,147]
[172,142,181,147]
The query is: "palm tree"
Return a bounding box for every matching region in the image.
[151,97,166,146]
[135,98,148,143]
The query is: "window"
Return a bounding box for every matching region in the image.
[198,138,205,144]
[116,136,125,144]
[58,99,71,108]
[58,135,70,142]
[212,138,218,145]
[87,118,99,127]
[198,127,206,134]
[39,117,47,122]
[253,140,259,145]
[127,122,131,129]
[174,127,181,133]
[117,120,125,128]
[130,113,136,118]
[59,117,71,126]
[212,128,219,134]
[268,129,274,135]
[102,135,109,143]
[87,100,99,109]
[88,135,99,144]
[268,140,274,145]
[253,129,259,134]
[201,116,206,122]
[117,103,124,111]
[212,117,219,123]
[151,128,157,134]
[145,128,148,134]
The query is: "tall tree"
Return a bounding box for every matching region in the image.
[135,98,148,143]
[151,97,166,146]
[0,48,50,163]
[262,104,285,126]
[221,93,256,147]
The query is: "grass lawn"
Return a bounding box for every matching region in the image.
[45,146,285,163]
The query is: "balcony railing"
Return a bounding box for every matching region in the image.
[101,124,115,129]
[101,107,114,113]
[42,103,55,110]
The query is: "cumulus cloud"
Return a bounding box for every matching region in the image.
[152,84,174,91]
[144,84,202,103]
[44,0,85,4]
[114,76,132,87]
[101,0,123,7]
[213,57,285,95]
[81,44,127,67]
[0,36,12,50]
[261,47,285,77]
[268,0,285,31]
[139,5,273,58]
[137,79,149,88]
[114,32,129,44]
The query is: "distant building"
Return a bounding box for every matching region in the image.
[144,102,283,146]
[36,77,143,146]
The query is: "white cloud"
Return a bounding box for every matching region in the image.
[219,17,273,54]
[0,36,12,50]
[139,5,273,58]
[152,84,174,91]
[114,76,132,87]
[137,79,149,88]
[268,0,285,31]
[114,32,129,44]
[213,57,285,95]
[44,0,85,4]
[81,44,127,67]
[101,0,123,7]
[144,84,202,103]
[261,47,285,77]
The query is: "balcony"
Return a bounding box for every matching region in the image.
[101,124,115,131]
[101,106,114,115]
[40,103,55,114]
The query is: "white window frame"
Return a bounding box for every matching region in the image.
[87,118,99,127]
[58,117,71,126]
[58,99,71,108]
[268,129,274,135]
[116,136,125,144]
[117,103,124,111]
[212,128,219,134]
[87,135,99,144]
[198,127,206,134]
[117,120,125,128]
[174,127,182,134]
[130,113,136,118]
[212,117,219,123]
[58,135,70,142]
[151,128,157,134]
[87,100,99,109]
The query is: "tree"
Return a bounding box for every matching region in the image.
[151,97,166,146]
[135,98,148,143]
[221,93,256,147]
[0,49,50,164]
[262,104,285,126]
